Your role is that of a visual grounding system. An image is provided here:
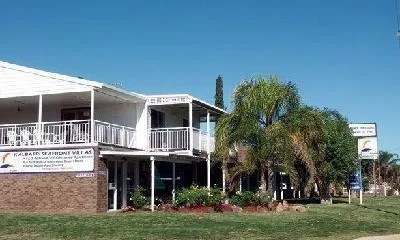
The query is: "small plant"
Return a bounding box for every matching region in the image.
[208,187,225,206]
[230,191,272,207]
[230,191,255,207]
[130,187,149,209]
[253,191,272,206]
[174,185,225,207]
[174,185,209,207]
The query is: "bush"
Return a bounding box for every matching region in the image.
[174,185,225,207]
[253,191,272,206]
[230,191,272,207]
[230,191,254,207]
[130,187,149,209]
[208,187,225,206]
[174,186,209,207]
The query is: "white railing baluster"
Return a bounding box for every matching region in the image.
[0,120,137,149]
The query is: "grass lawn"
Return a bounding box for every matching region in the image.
[0,197,399,240]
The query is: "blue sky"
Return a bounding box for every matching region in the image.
[1,1,399,153]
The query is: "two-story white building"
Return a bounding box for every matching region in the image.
[0,61,225,213]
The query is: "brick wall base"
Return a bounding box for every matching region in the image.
[0,147,108,213]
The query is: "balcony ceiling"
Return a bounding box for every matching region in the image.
[0,91,132,110]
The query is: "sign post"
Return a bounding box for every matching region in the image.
[349,123,378,205]
[349,167,362,204]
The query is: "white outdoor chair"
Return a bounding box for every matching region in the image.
[53,134,63,144]
[20,130,31,146]
[33,130,44,145]
[7,131,18,146]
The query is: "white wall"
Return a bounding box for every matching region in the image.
[135,102,147,149]
[95,102,137,128]
[0,107,38,124]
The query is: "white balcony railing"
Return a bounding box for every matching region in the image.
[0,120,136,148]
[148,127,189,151]
[193,128,215,153]
[148,127,215,153]
[95,120,136,148]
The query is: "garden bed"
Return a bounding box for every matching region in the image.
[122,201,308,214]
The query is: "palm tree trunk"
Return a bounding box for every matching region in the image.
[378,167,381,184]
[260,167,267,192]
[268,166,274,193]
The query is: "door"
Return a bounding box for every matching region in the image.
[151,109,165,128]
[150,109,166,149]
[107,160,129,211]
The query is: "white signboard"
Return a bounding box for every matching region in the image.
[0,148,94,173]
[349,123,377,137]
[358,137,378,160]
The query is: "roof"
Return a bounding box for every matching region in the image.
[0,60,227,111]
[146,94,227,115]
[0,60,146,101]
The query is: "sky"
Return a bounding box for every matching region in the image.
[1,1,399,153]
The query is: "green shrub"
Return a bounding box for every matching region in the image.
[174,185,225,207]
[230,191,255,207]
[174,185,209,207]
[230,191,272,207]
[130,187,149,209]
[253,191,272,206]
[208,187,225,206]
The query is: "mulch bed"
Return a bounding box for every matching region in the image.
[124,201,307,214]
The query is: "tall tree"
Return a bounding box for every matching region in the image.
[284,106,325,197]
[215,75,225,109]
[377,151,394,183]
[314,110,357,202]
[215,75,299,193]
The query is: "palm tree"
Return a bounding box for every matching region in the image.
[283,106,325,197]
[215,76,300,193]
[377,151,394,184]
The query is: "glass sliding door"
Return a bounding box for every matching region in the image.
[107,160,124,211]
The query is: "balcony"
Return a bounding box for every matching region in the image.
[148,127,215,153]
[0,120,136,149]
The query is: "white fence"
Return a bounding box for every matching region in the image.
[94,120,136,148]
[0,120,136,148]
[148,127,189,151]
[148,127,215,152]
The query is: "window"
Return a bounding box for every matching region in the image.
[151,109,165,128]
[61,108,91,121]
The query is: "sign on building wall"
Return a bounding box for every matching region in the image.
[0,148,94,173]
[358,137,378,160]
[349,123,377,137]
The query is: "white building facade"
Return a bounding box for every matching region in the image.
[0,61,225,212]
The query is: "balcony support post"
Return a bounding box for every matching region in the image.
[122,160,127,208]
[38,94,43,144]
[172,162,176,202]
[206,110,211,190]
[38,94,43,123]
[113,160,118,211]
[189,101,193,153]
[90,89,95,143]
[150,156,155,212]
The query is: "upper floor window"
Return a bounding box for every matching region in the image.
[151,109,165,128]
[61,108,90,121]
